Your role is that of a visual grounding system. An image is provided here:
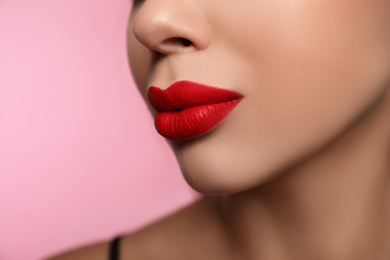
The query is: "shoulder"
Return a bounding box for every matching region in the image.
[121,197,226,259]
[45,197,221,260]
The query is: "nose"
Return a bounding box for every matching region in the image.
[131,0,210,55]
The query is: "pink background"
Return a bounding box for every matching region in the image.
[0,1,196,259]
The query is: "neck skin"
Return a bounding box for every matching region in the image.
[214,90,390,260]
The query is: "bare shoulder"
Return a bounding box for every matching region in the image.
[120,197,227,259]
[45,197,223,260]
[44,240,110,260]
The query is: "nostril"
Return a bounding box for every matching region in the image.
[161,37,193,48]
[179,37,192,47]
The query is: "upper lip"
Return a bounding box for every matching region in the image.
[147,80,243,112]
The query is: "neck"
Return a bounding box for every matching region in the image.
[216,91,390,260]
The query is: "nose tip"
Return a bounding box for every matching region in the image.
[132,1,210,55]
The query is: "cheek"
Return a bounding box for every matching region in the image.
[127,39,153,93]
[174,0,390,194]
[227,0,390,141]
[248,1,390,162]
[268,3,389,128]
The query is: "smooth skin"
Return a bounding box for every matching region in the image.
[47,0,390,259]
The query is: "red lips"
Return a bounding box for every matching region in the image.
[147,80,243,141]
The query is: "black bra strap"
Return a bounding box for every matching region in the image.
[109,236,121,260]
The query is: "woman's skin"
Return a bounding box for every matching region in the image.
[47,0,390,259]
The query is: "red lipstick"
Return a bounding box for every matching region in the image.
[147,80,243,141]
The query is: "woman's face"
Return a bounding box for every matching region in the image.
[127,0,390,195]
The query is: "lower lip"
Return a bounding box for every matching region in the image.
[154,98,242,141]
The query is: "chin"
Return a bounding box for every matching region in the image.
[169,102,368,196]
[171,131,299,196]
